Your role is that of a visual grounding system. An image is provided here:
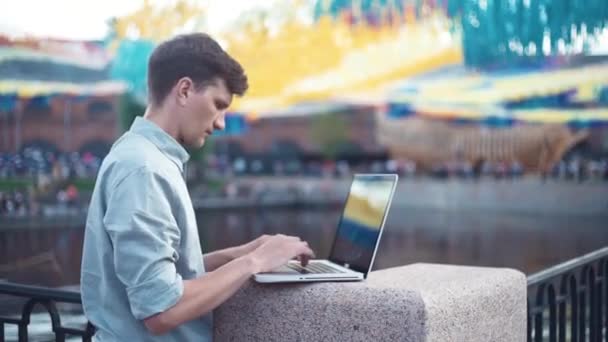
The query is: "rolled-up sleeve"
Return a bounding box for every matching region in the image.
[103,167,183,320]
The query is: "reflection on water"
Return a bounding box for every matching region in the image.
[199,208,608,275]
[1,207,608,288]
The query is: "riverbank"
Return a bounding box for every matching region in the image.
[192,176,608,216]
[1,177,606,229]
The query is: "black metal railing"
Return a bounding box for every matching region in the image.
[0,281,94,342]
[527,247,608,342]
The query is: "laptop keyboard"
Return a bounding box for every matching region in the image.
[286,262,345,274]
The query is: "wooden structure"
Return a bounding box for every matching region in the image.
[376,114,589,172]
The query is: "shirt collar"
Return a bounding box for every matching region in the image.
[129,116,190,171]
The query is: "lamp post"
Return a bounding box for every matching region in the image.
[14,98,22,153]
[2,110,8,151]
[63,97,72,152]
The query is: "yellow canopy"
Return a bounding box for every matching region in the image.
[0,80,127,98]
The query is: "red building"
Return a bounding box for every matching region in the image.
[0,36,125,156]
[214,103,387,162]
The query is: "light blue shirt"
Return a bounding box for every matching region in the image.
[80,117,211,341]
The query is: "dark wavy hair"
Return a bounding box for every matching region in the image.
[147,33,248,106]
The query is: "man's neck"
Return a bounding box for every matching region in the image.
[143,107,181,144]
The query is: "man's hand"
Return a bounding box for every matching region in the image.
[204,234,310,272]
[240,234,273,255]
[203,234,271,272]
[249,234,315,273]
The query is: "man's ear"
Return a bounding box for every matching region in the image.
[175,77,194,106]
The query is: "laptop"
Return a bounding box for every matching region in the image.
[254,173,398,283]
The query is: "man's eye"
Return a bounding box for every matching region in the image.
[215,101,228,110]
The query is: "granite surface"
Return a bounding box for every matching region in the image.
[214,263,527,342]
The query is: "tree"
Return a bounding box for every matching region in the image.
[457,0,608,68]
[310,112,350,160]
[118,94,145,133]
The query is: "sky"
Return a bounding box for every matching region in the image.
[0,0,275,40]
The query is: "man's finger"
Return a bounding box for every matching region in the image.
[298,244,315,258]
[299,255,310,267]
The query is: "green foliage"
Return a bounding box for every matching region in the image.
[72,178,97,192]
[204,177,225,192]
[0,179,31,191]
[458,0,608,68]
[118,94,145,133]
[188,138,214,163]
[110,40,155,104]
[310,112,350,160]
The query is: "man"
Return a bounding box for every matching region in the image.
[80,33,315,341]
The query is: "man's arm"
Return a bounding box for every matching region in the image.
[144,235,314,335]
[144,254,255,335]
[202,247,241,272]
[101,169,312,335]
[203,235,271,272]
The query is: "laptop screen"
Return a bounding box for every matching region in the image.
[329,174,397,276]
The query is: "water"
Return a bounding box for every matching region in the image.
[198,207,608,274]
[1,206,607,340]
[2,207,606,287]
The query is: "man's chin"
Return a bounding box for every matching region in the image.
[183,138,206,149]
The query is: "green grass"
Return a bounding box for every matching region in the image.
[0,178,97,193]
[0,178,32,191]
[71,178,97,192]
[204,178,225,193]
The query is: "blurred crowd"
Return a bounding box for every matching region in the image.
[0,147,94,217]
[0,190,28,217]
[3,148,606,184]
[0,148,102,179]
[548,158,608,182]
[207,155,608,181]
[1,149,607,218]
[0,184,81,217]
[207,155,419,178]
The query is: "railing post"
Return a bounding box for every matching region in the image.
[527,247,608,342]
[604,261,608,341]
[18,322,28,342]
[527,301,532,341]
[548,285,557,342]
[0,281,95,341]
[557,278,567,342]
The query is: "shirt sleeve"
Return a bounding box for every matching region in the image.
[103,167,183,320]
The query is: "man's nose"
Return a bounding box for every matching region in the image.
[214,115,226,131]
